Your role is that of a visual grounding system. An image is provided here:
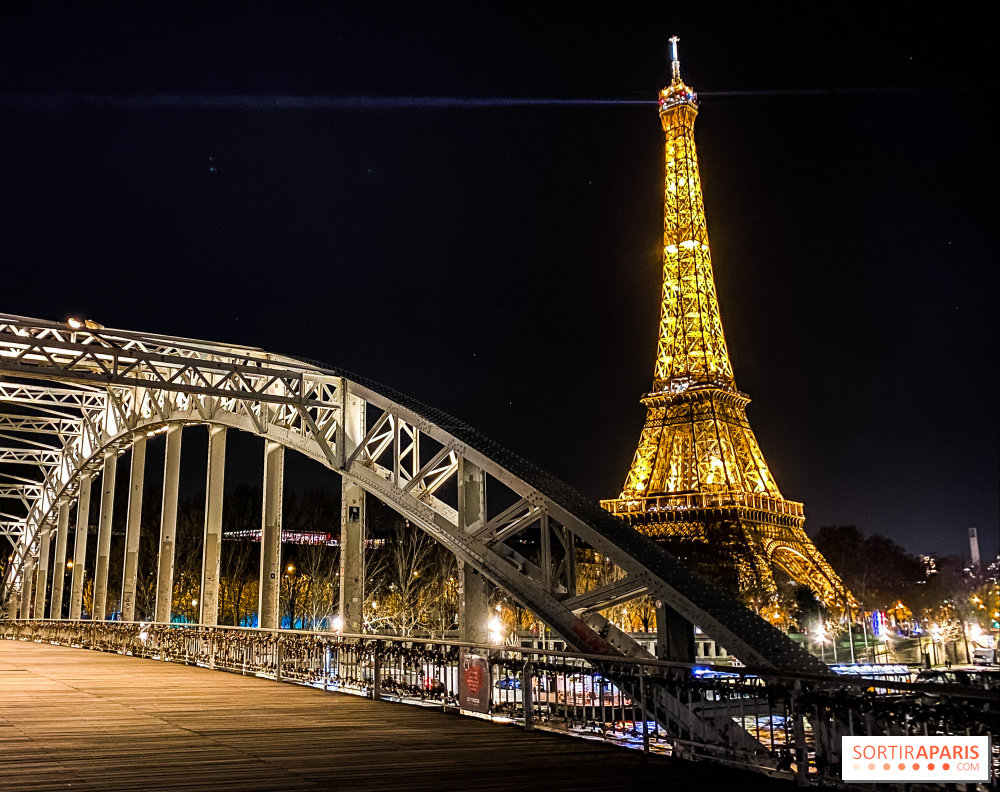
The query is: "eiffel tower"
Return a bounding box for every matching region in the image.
[601,39,850,610]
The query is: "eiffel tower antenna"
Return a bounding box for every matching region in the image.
[602,42,852,612]
[669,36,681,83]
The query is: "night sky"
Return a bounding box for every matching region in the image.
[1,6,996,561]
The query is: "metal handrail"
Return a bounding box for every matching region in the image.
[5,617,995,697]
[3,618,998,787]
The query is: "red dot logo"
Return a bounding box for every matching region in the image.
[913,763,920,770]
[868,763,875,771]
[928,763,935,770]
[943,763,950,771]
[882,763,890,771]
[898,763,905,771]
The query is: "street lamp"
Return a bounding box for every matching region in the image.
[815,624,827,663]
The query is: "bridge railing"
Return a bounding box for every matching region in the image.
[3,619,997,788]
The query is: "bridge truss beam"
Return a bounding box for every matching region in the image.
[0,313,824,681]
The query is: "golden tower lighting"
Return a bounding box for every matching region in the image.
[601,38,851,609]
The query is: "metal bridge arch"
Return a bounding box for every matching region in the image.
[0,313,825,675]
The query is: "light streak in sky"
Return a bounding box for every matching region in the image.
[1,87,930,111]
[3,94,648,109]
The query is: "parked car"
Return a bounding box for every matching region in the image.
[495,676,521,690]
[915,668,1000,690]
[972,647,997,666]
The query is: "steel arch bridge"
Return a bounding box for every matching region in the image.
[0,313,824,687]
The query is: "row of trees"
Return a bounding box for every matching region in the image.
[12,478,994,649]
[813,525,997,636]
[41,485,342,629]
[26,484,458,635]
[566,525,997,643]
[364,506,458,637]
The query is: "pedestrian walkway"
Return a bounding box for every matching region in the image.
[0,640,795,791]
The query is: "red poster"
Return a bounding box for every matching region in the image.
[458,650,490,714]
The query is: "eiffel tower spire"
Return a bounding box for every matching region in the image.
[653,37,734,393]
[602,40,851,610]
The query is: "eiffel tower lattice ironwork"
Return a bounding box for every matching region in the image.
[601,39,850,609]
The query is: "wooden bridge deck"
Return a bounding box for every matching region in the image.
[0,640,794,792]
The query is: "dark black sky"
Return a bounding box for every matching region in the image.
[1,5,997,561]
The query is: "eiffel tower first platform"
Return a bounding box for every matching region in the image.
[601,40,850,610]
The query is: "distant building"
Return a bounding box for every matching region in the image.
[222,529,384,548]
[969,527,981,568]
[921,555,939,577]
[223,529,339,546]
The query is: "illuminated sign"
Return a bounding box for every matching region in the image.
[458,650,490,714]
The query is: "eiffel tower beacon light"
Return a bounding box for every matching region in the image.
[601,38,851,609]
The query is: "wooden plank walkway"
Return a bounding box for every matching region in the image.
[0,640,795,791]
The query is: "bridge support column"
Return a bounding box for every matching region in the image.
[155,425,182,624]
[33,525,52,618]
[339,478,365,633]
[655,600,695,664]
[19,553,35,619]
[50,501,70,619]
[92,449,117,620]
[259,440,284,630]
[69,473,93,620]
[121,435,146,621]
[563,527,577,596]
[338,390,366,634]
[458,458,488,644]
[200,426,226,626]
[540,512,552,592]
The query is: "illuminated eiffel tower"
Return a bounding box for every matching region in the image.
[601,39,850,609]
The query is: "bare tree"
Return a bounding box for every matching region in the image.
[367,519,437,637]
[576,549,636,631]
[422,542,458,638]
[170,497,203,622]
[82,579,95,620]
[133,491,162,620]
[493,593,538,641]
[220,537,255,626]
[298,541,339,630]
[219,485,261,626]
[281,564,307,628]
